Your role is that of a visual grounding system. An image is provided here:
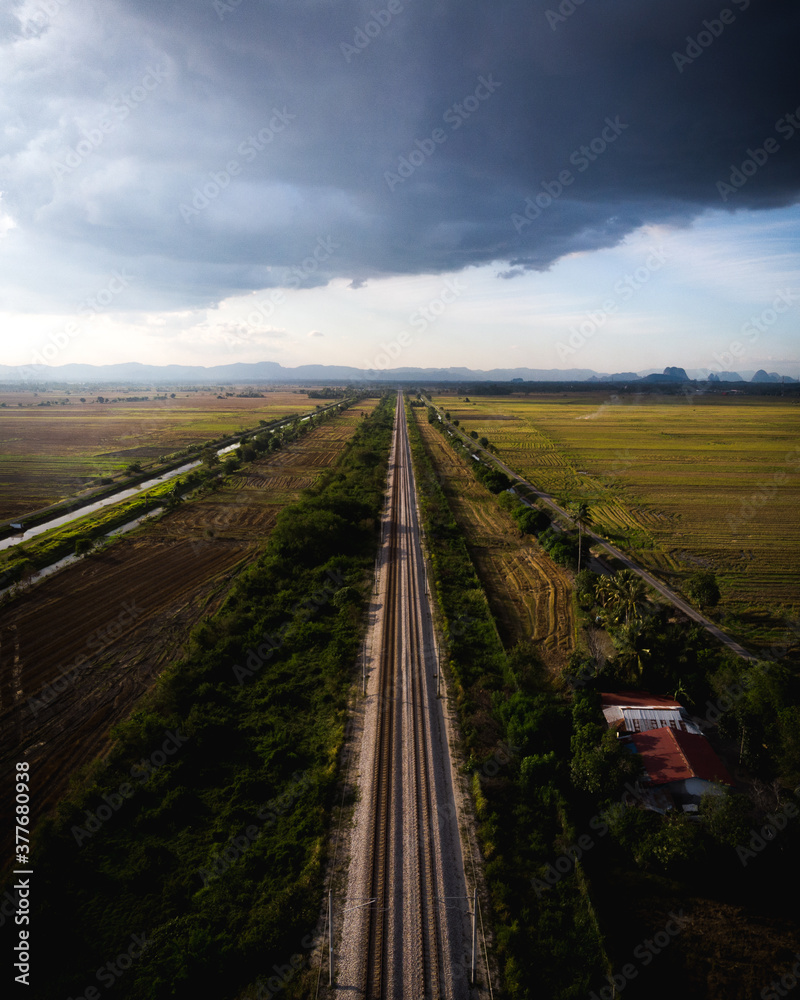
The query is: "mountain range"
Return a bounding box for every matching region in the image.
[0,362,796,384]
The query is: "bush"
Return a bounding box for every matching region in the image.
[686,570,720,608]
[513,506,550,534]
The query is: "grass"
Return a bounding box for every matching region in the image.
[434,393,800,653]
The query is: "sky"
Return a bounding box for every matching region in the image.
[1,0,799,378]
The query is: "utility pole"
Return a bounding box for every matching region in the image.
[471,886,478,985]
[328,890,333,986]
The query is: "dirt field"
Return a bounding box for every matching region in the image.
[0,387,326,520]
[0,402,377,863]
[413,412,574,670]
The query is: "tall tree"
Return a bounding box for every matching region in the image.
[598,569,649,626]
[571,501,593,572]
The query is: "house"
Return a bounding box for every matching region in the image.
[601,691,703,736]
[629,726,734,810]
[602,691,734,812]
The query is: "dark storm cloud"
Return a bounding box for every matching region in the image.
[2,0,798,310]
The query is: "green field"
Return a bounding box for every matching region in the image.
[434,393,800,650]
[0,388,320,520]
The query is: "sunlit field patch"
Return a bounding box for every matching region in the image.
[0,387,327,519]
[434,392,800,650]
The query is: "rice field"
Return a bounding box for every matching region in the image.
[432,392,800,650]
[0,387,330,520]
[414,409,575,669]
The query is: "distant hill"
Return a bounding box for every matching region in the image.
[640,366,689,383]
[0,361,796,385]
[751,369,792,383]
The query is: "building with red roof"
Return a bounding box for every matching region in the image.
[602,693,735,811]
[629,726,734,809]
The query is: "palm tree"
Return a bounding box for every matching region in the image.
[600,569,649,626]
[614,621,651,681]
[571,501,593,572]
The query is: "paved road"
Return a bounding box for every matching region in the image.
[425,399,758,663]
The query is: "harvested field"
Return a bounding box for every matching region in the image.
[0,401,377,863]
[435,393,800,652]
[0,387,327,520]
[413,411,574,669]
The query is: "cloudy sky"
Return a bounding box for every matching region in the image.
[1,0,799,376]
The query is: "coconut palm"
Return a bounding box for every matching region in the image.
[599,569,649,626]
[571,501,593,572]
[614,621,651,681]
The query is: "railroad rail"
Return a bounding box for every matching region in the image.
[360,394,445,998]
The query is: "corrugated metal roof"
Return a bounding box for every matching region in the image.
[603,706,702,736]
[630,727,734,787]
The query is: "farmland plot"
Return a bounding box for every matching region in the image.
[0,388,322,520]
[0,401,377,861]
[437,394,800,650]
[413,410,574,668]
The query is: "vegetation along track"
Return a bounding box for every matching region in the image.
[335,393,474,999]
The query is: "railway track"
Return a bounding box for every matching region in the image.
[351,393,456,999]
